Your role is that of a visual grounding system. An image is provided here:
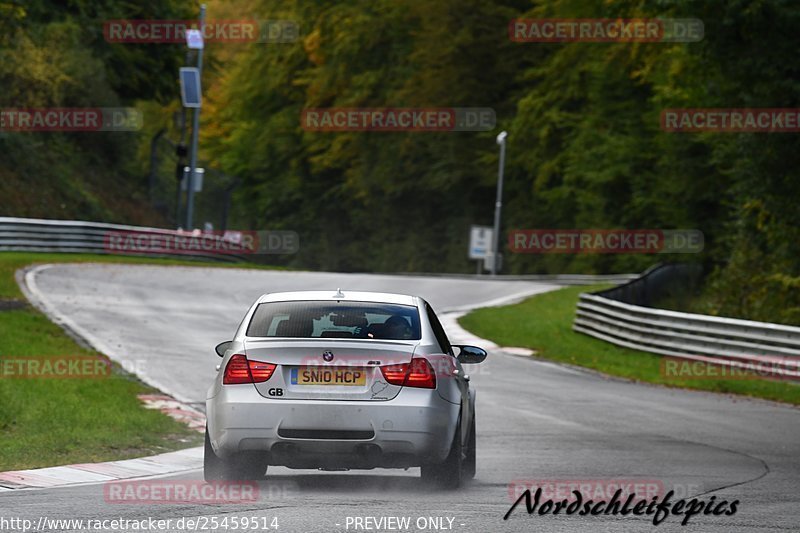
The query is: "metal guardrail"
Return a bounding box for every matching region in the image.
[390,272,639,285]
[2,217,647,279]
[0,217,244,262]
[573,264,800,379]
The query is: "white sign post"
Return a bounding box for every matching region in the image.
[186,28,204,50]
[468,225,493,274]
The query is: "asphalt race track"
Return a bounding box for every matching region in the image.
[2,263,799,532]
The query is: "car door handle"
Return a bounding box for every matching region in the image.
[463,374,470,382]
[215,364,221,371]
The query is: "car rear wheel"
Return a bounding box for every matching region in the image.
[204,427,268,481]
[421,419,463,489]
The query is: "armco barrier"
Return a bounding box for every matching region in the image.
[573,264,800,379]
[0,217,243,262]
[1,217,650,283]
[391,272,639,285]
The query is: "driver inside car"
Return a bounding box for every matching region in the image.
[383,315,413,340]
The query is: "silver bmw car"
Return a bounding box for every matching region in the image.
[205,289,487,488]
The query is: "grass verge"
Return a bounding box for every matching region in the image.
[458,285,800,406]
[0,252,280,470]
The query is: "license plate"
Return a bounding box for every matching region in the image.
[291,367,366,386]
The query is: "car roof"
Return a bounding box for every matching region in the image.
[256,290,419,307]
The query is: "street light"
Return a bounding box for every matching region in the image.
[491,131,508,276]
[185,4,206,230]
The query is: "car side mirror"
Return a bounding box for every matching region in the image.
[453,345,487,364]
[215,341,233,357]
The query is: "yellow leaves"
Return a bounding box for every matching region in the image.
[0,31,71,107]
[0,2,25,22]
[766,273,800,290]
[742,199,771,231]
[304,28,323,65]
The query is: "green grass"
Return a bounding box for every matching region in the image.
[458,285,800,406]
[0,251,284,469]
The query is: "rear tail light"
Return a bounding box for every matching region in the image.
[223,354,276,384]
[380,357,436,389]
[380,363,408,385]
[223,354,250,384]
[405,358,437,388]
[248,361,277,383]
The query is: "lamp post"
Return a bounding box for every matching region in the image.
[491,130,508,276]
[185,4,206,230]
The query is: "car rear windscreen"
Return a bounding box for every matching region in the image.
[246,301,421,340]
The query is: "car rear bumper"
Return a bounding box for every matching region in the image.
[206,384,459,468]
